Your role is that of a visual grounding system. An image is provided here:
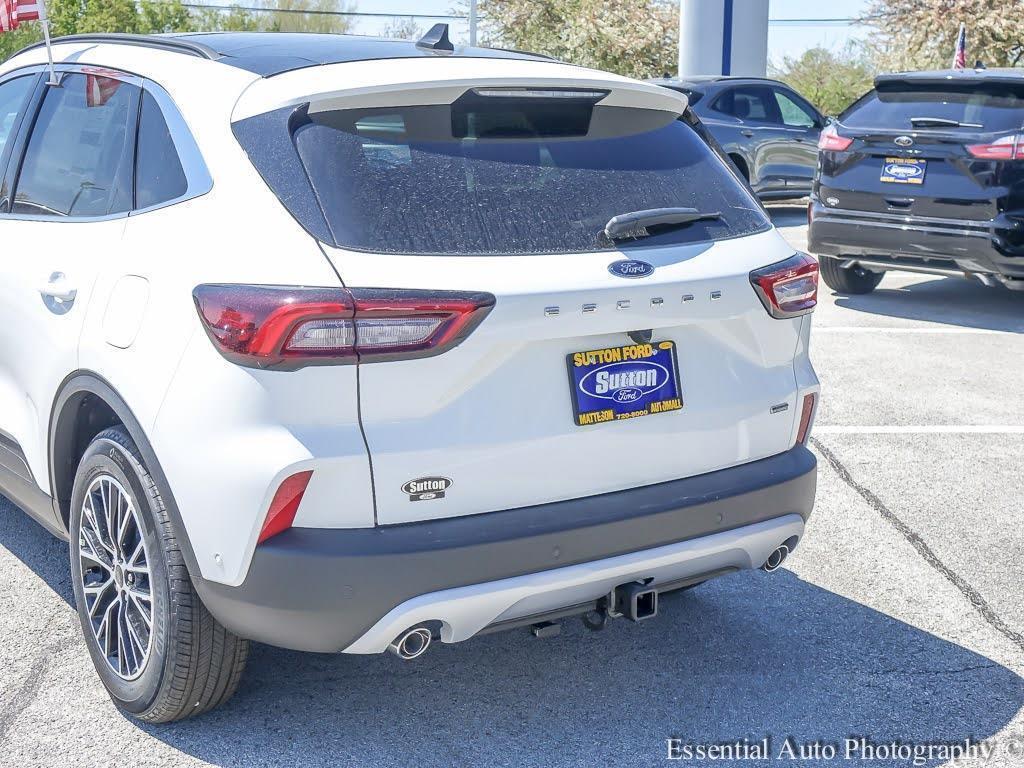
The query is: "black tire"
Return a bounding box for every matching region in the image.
[728,153,749,182]
[69,427,248,723]
[819,256,884,294]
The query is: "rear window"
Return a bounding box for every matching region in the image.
[842,82,1024,132]
[235,94,768,255]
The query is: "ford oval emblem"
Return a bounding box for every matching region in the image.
[895,135,914,147]
[608,259,655,279]
[579,361,670,400]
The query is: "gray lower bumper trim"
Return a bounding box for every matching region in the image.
[196,446,817,652]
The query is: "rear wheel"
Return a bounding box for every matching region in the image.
[69,427,248,722]
[819,256,884,294]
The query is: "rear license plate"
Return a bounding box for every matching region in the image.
[567,341,683,426]
[880,157,926,185]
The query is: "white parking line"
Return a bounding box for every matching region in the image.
[815,425,1024,434]
[815,326,1022,335]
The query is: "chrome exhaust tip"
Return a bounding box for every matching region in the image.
[388,627,432,660]
[761,544,790,573]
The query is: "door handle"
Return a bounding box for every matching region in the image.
[39,272,77,303]
[741,129,754,137]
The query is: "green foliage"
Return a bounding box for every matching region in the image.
[190,5,262,32]
[254,0,354,34]
[770,45,877,117]
[0,0,354,63]
[475,0,679,79]
[865,0,1024,70]
[383,16,421,41]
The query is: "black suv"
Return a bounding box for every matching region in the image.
[809,69,1024,294]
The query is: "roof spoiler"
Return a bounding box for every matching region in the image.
[874,69,1024,89]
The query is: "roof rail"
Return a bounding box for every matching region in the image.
[16,33,220,61]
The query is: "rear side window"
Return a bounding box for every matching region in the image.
[13,73,138,217]
[238,95,768,255]
[135,91,187,209]
[713,87,777,123]
[843,83,1024,132]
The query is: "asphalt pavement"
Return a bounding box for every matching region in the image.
[0,206,1022,767]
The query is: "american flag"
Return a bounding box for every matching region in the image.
[83,67,122,107]
[952,23,967,70]
[0,0,40,32]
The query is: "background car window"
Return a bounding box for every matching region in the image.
[714,87,776,123]
[135,91,187,209]
[13,73,138,217]
[0,76,34,157]
[842,83,1024,132]
[774,90,817,128]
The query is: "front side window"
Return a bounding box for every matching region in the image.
[254,95,768,255]
[13,73,139,217]
[774,90,817,128]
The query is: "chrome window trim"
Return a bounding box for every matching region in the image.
[0,63,212,222]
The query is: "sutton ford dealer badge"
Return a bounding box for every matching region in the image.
[402,476,452,501]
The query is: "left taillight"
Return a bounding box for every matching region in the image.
[749,253,819,319]
[193,285,495,369]
[817,123,853,152]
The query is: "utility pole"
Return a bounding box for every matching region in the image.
[469,0,478,46]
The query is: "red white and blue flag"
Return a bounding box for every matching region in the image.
[0,0,40,32]
[952,23,967,69]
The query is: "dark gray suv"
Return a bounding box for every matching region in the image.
[650,76,826,200]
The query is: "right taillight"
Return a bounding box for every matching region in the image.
[966,133,1024,160]
[818,123,853,152]
[193,285,495,369]
[749,253,819,319]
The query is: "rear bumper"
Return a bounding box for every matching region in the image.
[808,203,1024,279]
[196,446,817,653]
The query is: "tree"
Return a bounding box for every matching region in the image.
[476,0,678,79]
[383,16,421,41]
[864,0,1024,70]
[190,5,262,32]
[770,45,876,116]
[0,0,359,62]
[256,0,354,34]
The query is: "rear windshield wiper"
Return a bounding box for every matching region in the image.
[909,116,983,129]
[603,207,721,241]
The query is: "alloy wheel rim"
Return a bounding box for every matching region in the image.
[78,474,154,680]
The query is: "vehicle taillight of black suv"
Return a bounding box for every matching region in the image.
[809,68,1024,295]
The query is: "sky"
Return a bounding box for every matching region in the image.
[343,0,874,64]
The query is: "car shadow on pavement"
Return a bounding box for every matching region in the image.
[138,571,1024,768]
[0,497,74,605]
[828,276,1024,333]
[3,498,1021,767]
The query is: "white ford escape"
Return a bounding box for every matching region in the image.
[0,28,819,721]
